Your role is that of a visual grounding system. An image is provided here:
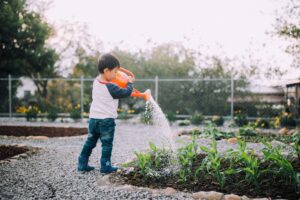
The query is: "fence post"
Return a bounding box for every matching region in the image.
[80,76,84,121]
[231,75,234,122]
[155,76,158,102]
[8,74,12,119]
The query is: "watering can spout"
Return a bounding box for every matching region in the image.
[131,89,151,101]
[111,67,152,101]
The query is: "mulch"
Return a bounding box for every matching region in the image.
[0,125,87,137]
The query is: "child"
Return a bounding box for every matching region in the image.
[77,53,134,174]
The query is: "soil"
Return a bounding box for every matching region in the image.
[0,125,87,137]
[111,154,300,199]
[0,145,29,160]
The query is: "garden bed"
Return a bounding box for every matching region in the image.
[0,125,87,137]
[0,144,40,161]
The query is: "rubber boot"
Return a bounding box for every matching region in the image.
[100,158,118,174]
[77,156,95,172]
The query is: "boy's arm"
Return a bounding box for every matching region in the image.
[106,83,133,99]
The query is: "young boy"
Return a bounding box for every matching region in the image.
[77,53,134,174]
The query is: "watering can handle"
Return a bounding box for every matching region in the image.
[119,67,135,79]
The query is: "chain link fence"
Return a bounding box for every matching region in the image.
[0,75,294,122]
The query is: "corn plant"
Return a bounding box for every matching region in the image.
[227,140,265,190]
[262,141,300,192]
[177,135,201,182]
[200,139,233,190]
[134,151,152,178]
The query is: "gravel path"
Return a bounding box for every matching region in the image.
[0,120,282,200]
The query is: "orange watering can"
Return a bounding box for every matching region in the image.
[111,67,151,101]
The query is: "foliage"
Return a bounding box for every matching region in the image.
[166,111,177,122]
[200,139,233,190]
[227,141,265,190]
[178,120,191,126]
[25,106,40,121]
[262,141,300,192]
[140,102,153,124]
[211,115,224,126]
[117,108,134,120]
[202,123,234,140]
[254,118,270,129]
[70,104,81,120]
[292,131,300,160]
[134,142,171,179]
[280,112,296,127]
[190,111,204,125]
[238,125,257,137]
[177,135,201,182]
[47,106,58,122]
[234,110,248,127]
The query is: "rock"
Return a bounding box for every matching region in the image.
[96,175,110,186]
[224,194,241,200]
[287,129,297,136]
[192,191,223,200]
[227,137,238,144]
[163,187,177,196]
[241,195,250,200]
[279,127,289,135]
[27,136,49,140]
[151,189,160,197]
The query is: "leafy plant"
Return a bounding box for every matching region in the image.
[177,135,201,182]
[134,151,152,177]
[140,102,153,124]
[190,111,204,125]
[255,118,270,129]
[178,119,191,126]
[200,139,233,190]
[292,131,300,160]
[234,110,248,127]
[26,106,40,121]
[228,141,265,190]
[238,125,257,137]
[47,106,58,122]
[262,141,300,192]
[211,115,224,126]
[166,111,177,122]
[202,123,233,140]
[280,112,296,127]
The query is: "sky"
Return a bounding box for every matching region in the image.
[42,0,297,78]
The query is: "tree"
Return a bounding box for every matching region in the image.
[0,0,58,112]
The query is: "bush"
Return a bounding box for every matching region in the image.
[47,107,58,122]
[239,125,257,137]
[211,115,224,126]
[178,120,191,126]
[26,106,40,121]
[70,104,81,121]
[234,111,248,127]
[280,113,296,128]
[255,118,270,129]
[166,112,176,122]
[190,111,204,125]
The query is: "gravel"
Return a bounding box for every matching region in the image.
[0,120,286,200]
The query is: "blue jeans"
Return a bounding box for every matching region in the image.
[79,118,115,160]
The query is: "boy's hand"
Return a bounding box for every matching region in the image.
[128,76,135,83]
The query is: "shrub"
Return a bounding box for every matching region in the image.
[178,120,191,126]
[26,106,40,121]
[280,113,296,128]
[255,118,270,129]
[47,106,58,122]
[70,104,81,121]
[239,125,257,137]
[166,112,176,122]
[190,111,204,125]
[211,115,224,126]
[234,110,248,127]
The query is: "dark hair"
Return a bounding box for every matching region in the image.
[98,53,120,73]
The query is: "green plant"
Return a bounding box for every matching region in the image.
[166,112,176,122]
[280,113,296,127]
[292,131,300,160]
[178,119,191,126]
[228,141,265,190]
[202,123,233,140]
[234,110,248,127]
[238,125,257,137]
[47,106,58,122]
[26,106,40,121]
[211,115,224,126]
[140,103,153,124]
[262,141,300,192]
[200,139,233,190]
[134,151,152,177]
[255,118,270,129]
[190,111,204,125]
[177,135,201,182]
[117,109,133,120]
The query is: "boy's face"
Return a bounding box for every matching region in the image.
[103,66,119,81]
